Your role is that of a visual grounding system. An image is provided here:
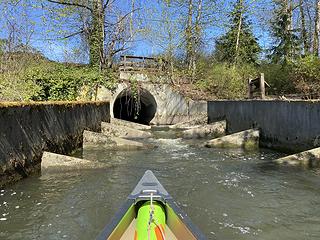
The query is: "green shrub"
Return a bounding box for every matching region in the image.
[0,73,42,101]
[259,63,295,95]
[196,63,258,99]
[0,53,44,101]
[22,63,117,101]
[260,56,320,96]
[1,53,117,101]
[290,56,320,96]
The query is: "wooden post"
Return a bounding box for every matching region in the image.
[248,78,253,99]
[260,73,265,99]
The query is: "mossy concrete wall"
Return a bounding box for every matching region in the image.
[0,101,110,186]
[208,100,320,152]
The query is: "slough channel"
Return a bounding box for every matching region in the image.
[1,127,320,240]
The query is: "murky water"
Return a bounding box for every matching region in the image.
[1,128,320,240]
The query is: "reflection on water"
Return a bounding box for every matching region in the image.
[1,128,320,240]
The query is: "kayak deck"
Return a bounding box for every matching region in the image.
[96,170,207,240]
[120,219,178,240]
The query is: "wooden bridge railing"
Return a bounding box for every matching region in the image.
[119,55,168,72]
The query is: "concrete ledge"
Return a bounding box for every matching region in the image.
[180,121,226,139]
[169,115,207,129]
[83,130,154,150]
[101,122,152,139]
[274,147,320,167]
[204,129,259,150]
[41,151,110,174]
[110,118,151,130]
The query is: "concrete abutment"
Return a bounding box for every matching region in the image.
[97,79,207,125]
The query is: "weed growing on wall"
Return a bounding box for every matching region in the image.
[124,75,142,119]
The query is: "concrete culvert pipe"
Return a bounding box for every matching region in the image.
[113,88,157,125]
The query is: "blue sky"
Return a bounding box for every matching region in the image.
[0,0,275,63]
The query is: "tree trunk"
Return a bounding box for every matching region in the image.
[314,0,320,56]
[130,0,135,39]
[186,0,194,72]
[306,1,314,48]
[299,0,309,54]
[88,0,105,69]
[284,0,288,24]
[288,0,293,31]
[191,0,202,80]
[235,0,243,64]
[195,0,202,40]
[285,0,294,60]
[106,15,125,68]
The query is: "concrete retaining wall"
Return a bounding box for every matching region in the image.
[208,100,320,152]
[0,101,110,186]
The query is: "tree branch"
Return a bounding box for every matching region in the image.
[103,0,112,10]
[105,8,141,26]
[44,30,84,41]
[112,46,129,55]
[61,30,84,39]
[47,0,93,13]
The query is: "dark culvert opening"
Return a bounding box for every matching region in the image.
[113,88,157,125]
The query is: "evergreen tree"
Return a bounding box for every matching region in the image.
[214,0,261,65]
[270,0,300,63]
